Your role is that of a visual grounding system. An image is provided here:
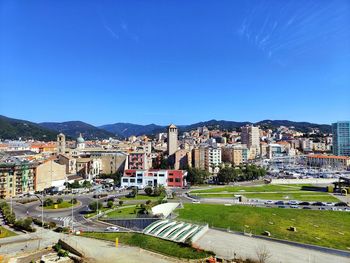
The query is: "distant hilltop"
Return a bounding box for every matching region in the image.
[0,114,331,141]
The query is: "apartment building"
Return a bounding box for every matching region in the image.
[307,154,350,169]
[121,169,187,189]
[35,160,66,192]
[332,121,350,156]
[0,161,35,198]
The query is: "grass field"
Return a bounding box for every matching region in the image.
[81,232,213,259]
[242,192,338,202]
[192,192,338,202]
[177,204,350,251]
[121,194,165,201]
[191,184,312,193]
[0,226,17,238]
[190,184,338,202]
[43,201,76,210]
[84,207,110,218]
[105,205,139,218]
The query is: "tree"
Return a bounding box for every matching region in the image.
[217,167,237,183]
[118,200,124,206]
[187,168,210,185]
[70,198,77,204]
[82,180,92,188]
[56,198,63,204]
[255,245,272,263]
[131,187,138,196]
[107,200,114,208]
[144,186,153,196]
[43,198,54,207]
[153,185,165,197]
[88,201,103,212]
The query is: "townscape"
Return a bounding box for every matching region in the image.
[1,1,349,262]
[0,119,349,262]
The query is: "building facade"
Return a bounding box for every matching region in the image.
[35,160,66,192]
[307,154,350,169]
[332,121,350,156]
[0,162,35,198]
[121,169,187,189]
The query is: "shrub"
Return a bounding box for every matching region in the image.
[43,198,54,207]
[57,249,69,257]
[56,198,63,204]
[107,200,114,208]
[48,222,56,229]
[118,200,124,206]
[88,201,103,212]
[70,198,77,204]
[144,187,153,196]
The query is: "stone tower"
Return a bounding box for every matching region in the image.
[57,133,66,154]
[167,124,178,156]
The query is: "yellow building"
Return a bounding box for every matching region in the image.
[35,160,66,191]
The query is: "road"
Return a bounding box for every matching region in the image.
[195,229,350,263]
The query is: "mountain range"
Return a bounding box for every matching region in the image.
[0,114,332,141]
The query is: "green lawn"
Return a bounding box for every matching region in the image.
[192,193,235,198]
[192,192,338,202]
[43,201,76,210]
[84,207,111,218]
[242,192,338,202]
[0,226,17,238]
[177,204,350,251]
[105,205,139,218]
[191,184,312,193]
[121,194,165,201]
[81,232,213,259]
[190,184,337,202]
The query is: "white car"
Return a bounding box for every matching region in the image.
[325,202,333,206]
[265,200,274,205]
[288,200,298,205]
[192,200,201,204]
[105,226,119,232]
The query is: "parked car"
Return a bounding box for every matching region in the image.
[275,201,284,205]
[312,202,325,206]
[105,226,119,232]
[290,205,299,209]
[335,202,348,207]
[299,202,310,206]
[192,200,201,204]
[288,200,298,205]
[302,206,312,210]
[265,200,274,205]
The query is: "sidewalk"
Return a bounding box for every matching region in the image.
[194,229,350,263]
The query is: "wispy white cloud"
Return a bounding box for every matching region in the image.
[104,24,119,40]
[236,0,350,65]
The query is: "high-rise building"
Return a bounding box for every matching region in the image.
[167,124,178,156]
[332,121,350,156]
[57,133,66,154]
[241,125,260,149]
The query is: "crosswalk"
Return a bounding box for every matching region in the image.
[53,216,77,227]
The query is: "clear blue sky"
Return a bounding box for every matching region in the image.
[0,0,349,126]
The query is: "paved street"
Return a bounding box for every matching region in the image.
[195,229,350,263]
[64,235,181,263]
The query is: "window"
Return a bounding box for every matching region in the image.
[137,173,143,177]
[137,178,142,184]
[130,179,135,183]
[158,173,165,177]
[175,178,181,182]
[168,178,174,182]
[122,178,128,183]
